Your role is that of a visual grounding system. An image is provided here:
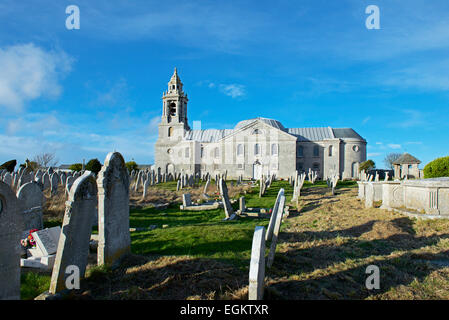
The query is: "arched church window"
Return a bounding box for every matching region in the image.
[297,146,304,157]
[237,144,244,156]
[328,145,333,157]
[254,144,261,155]
[168,127,173,137]
[313,145,319,157]
[271,143,278,156]
[252,129,262,135]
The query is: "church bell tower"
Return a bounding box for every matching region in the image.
[160,68,190,136]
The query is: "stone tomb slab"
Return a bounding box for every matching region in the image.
[31,226,61,256]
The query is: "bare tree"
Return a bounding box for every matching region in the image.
[384,153,402,170]
[33,152,59,169]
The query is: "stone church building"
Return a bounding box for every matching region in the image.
[155,69,367,180]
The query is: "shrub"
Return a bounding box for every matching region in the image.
[423,156,449,178]
[0,160,17,172]
[125,161,138,172]
[359,160,375,172]
[86,158,102,174]
[69,163,83,172]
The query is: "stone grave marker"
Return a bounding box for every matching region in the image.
[49,171,97,294]
[248,226,266,300]
[266,195,286,268]
[97,152,131,266]
[16,181,44,231]
[0,181,22,300]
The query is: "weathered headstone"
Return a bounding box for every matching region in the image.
[182,193,192,207]
[248,226,266,300]
[0,181,22,300]
[219,178,234,219]
[96,152,131,266]
[31,227,61,256]
[266,188,284,241]
[266,195,286,268]
[16,181,44,231]
[49,171,98,294]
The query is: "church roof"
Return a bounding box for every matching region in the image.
[393,153,421,165]
[185,118,365,143]
[234,117,286,131]
[287,127,334,141]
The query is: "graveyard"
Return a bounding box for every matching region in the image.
[3,161,449,300]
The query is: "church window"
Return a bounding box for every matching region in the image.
[237,144,244,156]
[254,143,261,155]
[313,145,319,157]
[328,145,333,157]
[271,143,278,156]
[297,146,304,157]
[200,147,204,158]
[252,129,261,135]
[214,147,220,158]
[353,145,360,152]
[168,127,173,137]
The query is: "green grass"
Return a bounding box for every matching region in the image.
[130,180,294,268]
[20,272,51,300]
[19,179,319,299]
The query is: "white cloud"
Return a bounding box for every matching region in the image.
[368,152,382,157]
[388,144,402,149]
[219,84,246,99]
[0,43,73,112]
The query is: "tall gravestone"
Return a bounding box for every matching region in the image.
[219,178,234,219]
[49,171,98,294]
[97,152,131,266]
[266,195,286,268]
[0,181,22,300]
[266,189,284,241]
[249,226,266,300]
[16,181,44,231]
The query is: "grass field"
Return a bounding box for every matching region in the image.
[20,178,449,300]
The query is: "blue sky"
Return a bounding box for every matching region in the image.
[0,0,448,168]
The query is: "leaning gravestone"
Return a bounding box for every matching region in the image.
[49,171,98,294]
[249,226,266,300]
[96,152,131,266]
[32,227,61,256]
[16,181,44,231]
[0,181,22,300]
[266,194,286,268]
[219,178,235,220]
[265,188,284,241]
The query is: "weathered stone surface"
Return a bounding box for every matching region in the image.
[49,171,98,294]
[219,178,234,219]
[248,226,266,300]
[182,193,192,207]
[266,195,286,268]
[96,152,131,266]
[365,183,374,208]
[16,181,43,231]
[0,181,22,300]
[265,188,284,241]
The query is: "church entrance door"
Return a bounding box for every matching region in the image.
[253,162,262,180]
